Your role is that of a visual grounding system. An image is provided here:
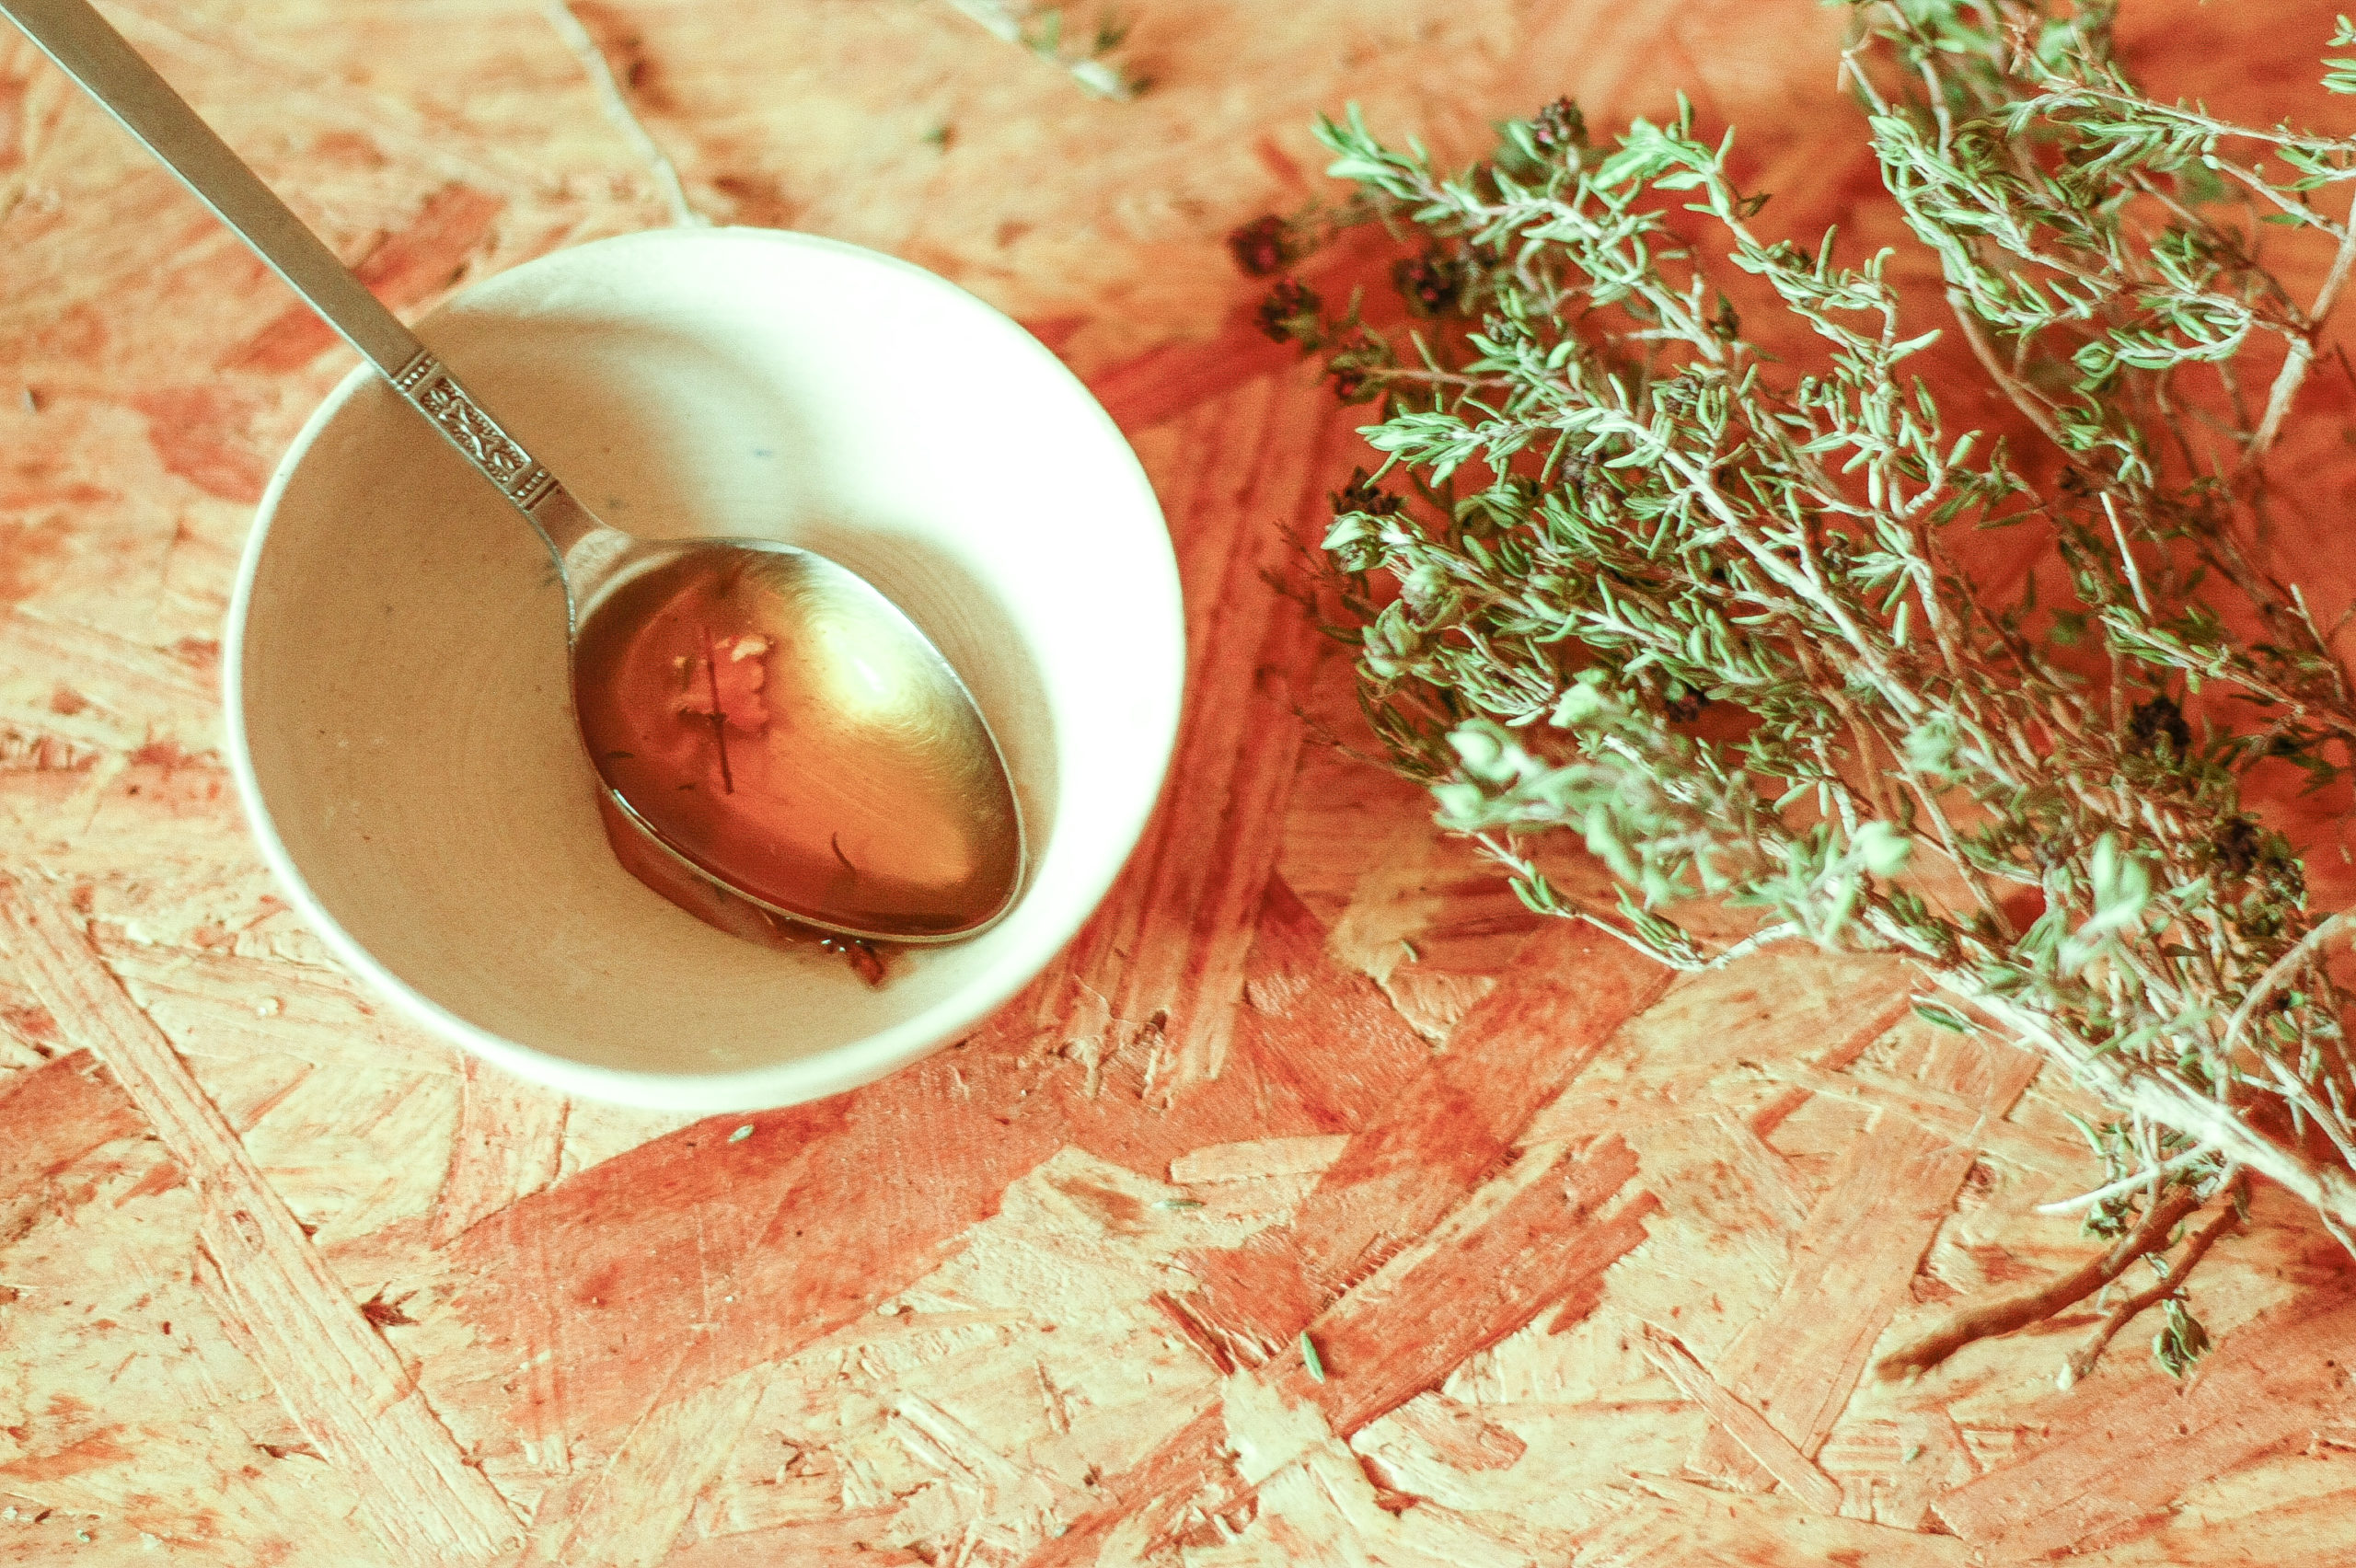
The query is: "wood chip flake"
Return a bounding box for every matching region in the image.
[521,1370,768,1568]
[1933,1291,2356,1558]
[1169,1134,1351,1186]
[1074,379,1336,1094]
[1382,1392,1527,1473]
[0,875,521,1564]
[1640,1321,1843,1515]
[429,1052,568,1246]
[1693,1032,2042,1489]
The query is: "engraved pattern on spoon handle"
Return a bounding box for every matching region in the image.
[391,351,560,511]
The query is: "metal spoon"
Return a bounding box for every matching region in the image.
[4,0,1025,944]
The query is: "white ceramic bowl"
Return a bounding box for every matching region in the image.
[225,228,1182,1113]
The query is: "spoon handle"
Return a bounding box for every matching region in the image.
[0,0,598,551]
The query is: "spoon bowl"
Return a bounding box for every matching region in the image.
[571,536,1024,940]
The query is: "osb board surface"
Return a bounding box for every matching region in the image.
[3,0,2355,1562]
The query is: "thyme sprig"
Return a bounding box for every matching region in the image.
[938,0,1144,98]
[1253,1,2356,1378]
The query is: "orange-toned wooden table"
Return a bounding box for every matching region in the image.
[3,2,2353,1562]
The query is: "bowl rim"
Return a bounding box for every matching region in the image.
[221,225,1184,1113]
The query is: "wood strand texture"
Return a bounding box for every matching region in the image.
[1,1,2353,1562]
[0,878,523,1562]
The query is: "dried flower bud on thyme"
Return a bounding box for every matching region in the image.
[1271,0,2356,1380]
[1332,467,1403,519]
[1254,276,1322,342]
[1391,248,1463,316]
[2126,694,2194,759]
[1228,214,1300,277]
[1529,96,1586,155]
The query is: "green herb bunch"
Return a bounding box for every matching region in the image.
[1246,0,2356,1378]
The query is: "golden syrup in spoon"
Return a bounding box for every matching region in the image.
[572,543,1022,946]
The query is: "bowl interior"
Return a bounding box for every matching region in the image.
[230,229,1180,1109]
